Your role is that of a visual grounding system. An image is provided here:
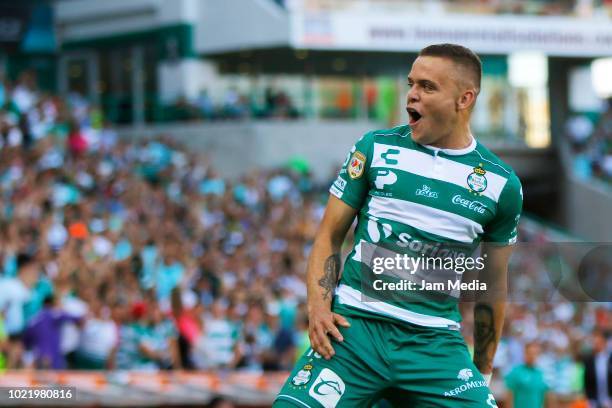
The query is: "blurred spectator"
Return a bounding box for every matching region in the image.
[262,310,295,370]
[73,298,118,369]
[0,254,37,368]
[197,90,215,120]
[113,302,159,371]
[583,329,611,408]
[193,300,238,370]
[12,71,38,114]
[505,341,554,408]
[22,294,82,369]
[590,98,612,181]
[143,302,180,369]
[67,119,88,157]
[172,289,202,369]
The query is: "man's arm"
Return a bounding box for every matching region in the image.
[504,391,513,408]
[307,195,358,360]
[473,243,513,377]
[544,391,556,408]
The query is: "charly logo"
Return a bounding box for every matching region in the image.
[486,394,498,407]
[467,165,488,194]
[381,148,400,165]
[415,184,439,198]
[309,368,345,408]
[451,195,487,214]
[457,368,474,382]
[374,169,397,190]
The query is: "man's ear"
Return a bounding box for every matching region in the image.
[457,89,477,111]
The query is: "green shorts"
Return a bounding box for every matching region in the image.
[274,315,497,408]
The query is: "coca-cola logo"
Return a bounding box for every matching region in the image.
[451,195,487,214]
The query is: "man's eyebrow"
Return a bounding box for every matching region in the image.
[408,78,438,88]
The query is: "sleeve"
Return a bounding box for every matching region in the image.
[55,312,81,325]
[329,132,375,209]
[483,173,523,244]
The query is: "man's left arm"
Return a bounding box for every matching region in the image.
[473,243,513,378]
[474,172,522,380]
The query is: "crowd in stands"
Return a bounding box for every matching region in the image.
[566,98,612,184]
[0,70,610,407]
[163,87,300,122]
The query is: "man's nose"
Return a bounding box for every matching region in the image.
[407,87,419,103]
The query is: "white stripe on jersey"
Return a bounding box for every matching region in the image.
[371,143,508,203]
[367,195,483,243]
[336,284,460,329]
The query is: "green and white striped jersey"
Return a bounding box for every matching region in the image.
[329,125,523,329]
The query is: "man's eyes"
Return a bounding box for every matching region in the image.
[407,82,435,91]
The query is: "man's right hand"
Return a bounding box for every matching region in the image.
[308,303,350,360]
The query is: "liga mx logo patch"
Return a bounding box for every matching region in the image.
[467,164,487,194]
[348,151,366,179]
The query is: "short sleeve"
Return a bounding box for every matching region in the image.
[483,173,523,244]
[329,132,374,209]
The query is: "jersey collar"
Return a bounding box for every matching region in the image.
[420,136,477,156]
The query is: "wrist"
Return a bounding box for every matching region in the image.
[474,360,493,375]
[482,373,492,385]
[307,299,331,314]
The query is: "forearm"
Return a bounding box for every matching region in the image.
[544,392,556,408]
[504,392,514,408]
[473,301,505,374]
[304,196,357,359]
[306,235,343,312]
[473,244,511,374]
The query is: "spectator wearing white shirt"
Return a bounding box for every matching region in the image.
[0,254,37,368]
[74,298,118,369]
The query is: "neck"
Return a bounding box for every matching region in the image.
[429,122,473,150]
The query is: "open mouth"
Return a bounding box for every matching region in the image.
[406,107,422,125]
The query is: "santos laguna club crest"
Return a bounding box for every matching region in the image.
[291,364,313,388]
[467,165,487,194]
[348,151,366,179]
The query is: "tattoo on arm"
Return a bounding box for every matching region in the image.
[318,254,341,301]
[473,303,495,370]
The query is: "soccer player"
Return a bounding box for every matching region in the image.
[274,44,522,407]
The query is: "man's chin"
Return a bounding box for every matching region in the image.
[410,130,428,144]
